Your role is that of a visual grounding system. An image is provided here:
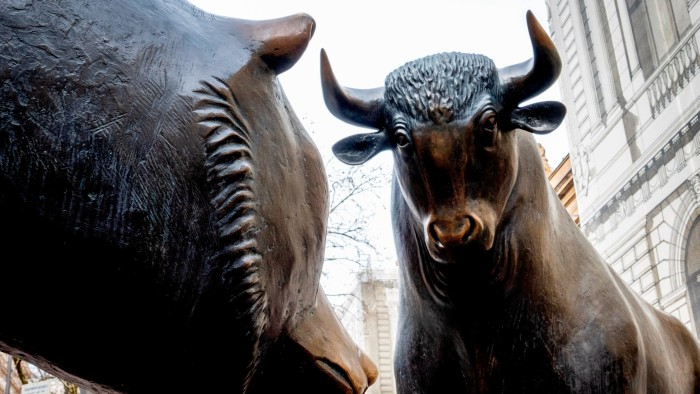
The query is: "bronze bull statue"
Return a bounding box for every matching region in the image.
[322,11,700,393]
[0,1,376,393]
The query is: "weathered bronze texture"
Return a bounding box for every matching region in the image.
[0,1,377,393]
[323,11,700,393]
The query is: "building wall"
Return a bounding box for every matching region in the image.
[0,353,90,394]
[546,0,700,334]
[360,273,399,394]
[336,269,399,394]
[1,353,28,394]
[544,151,580,225]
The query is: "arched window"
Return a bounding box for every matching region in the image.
[685,216,700,335]
[626,0,690,78]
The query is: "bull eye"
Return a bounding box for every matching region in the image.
[394,129,411,149]
[476,109,498,149]
[480,110,497,132]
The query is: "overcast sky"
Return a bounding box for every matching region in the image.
[186,0,570,294]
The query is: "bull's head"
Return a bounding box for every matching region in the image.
[322,11,565,264]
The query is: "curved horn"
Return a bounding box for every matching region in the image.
[248,13,316,75]
[320,49,385,129]
[499,11,561,106]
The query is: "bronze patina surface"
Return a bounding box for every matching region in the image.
[0,1,376,393]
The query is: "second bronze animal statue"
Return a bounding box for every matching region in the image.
[321,11,700,393]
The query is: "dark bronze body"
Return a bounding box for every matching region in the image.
[322,11,700,393]
[0,1,376,393]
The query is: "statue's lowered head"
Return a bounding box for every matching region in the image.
[0,1,376,393]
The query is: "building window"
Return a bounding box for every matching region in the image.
[579,0,607,124]
[626,0,690,78]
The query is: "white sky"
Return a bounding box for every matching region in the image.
[187,0,571,294]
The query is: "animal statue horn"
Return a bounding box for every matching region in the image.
[320,49,385,129]
[498,10,562,107]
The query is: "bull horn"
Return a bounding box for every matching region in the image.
[499,11,561,106]
[249,13,316,75]
[320,49,385,129]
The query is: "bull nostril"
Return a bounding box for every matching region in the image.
[316,358,355,394]
[361,351,378,388]
[461,215,476,242]
[428,222,445,249]
[429,215,481,249]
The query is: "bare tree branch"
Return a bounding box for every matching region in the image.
[322,157,392,281]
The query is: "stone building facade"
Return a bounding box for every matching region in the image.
[545,0,700,333]
[336,269,399,394]
[358,271,399,394]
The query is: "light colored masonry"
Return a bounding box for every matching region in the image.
[546,0,700,332]
[337,269,400,394]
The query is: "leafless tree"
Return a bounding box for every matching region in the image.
[322,157,393,300]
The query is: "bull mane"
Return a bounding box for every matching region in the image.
[384,52,499,125]
[195,77,268,393]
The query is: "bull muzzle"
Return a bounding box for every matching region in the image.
[287,289,378,394]
[425,213,488,263]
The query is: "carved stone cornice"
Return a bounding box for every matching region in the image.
[689,173,700,203]
[582,111,700,242]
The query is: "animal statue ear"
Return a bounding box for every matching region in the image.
[332,131,389,165]
[510,101,566,135]
[250,14,316,75]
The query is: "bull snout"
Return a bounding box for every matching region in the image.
[426,214,483,261]
[288,290,378,393]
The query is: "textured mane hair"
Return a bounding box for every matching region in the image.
[384,52,499,124]
[195,77,267,394]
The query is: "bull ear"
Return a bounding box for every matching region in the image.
[510,101,566,135]
[252,14,315,75]
[332,131,389,165]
